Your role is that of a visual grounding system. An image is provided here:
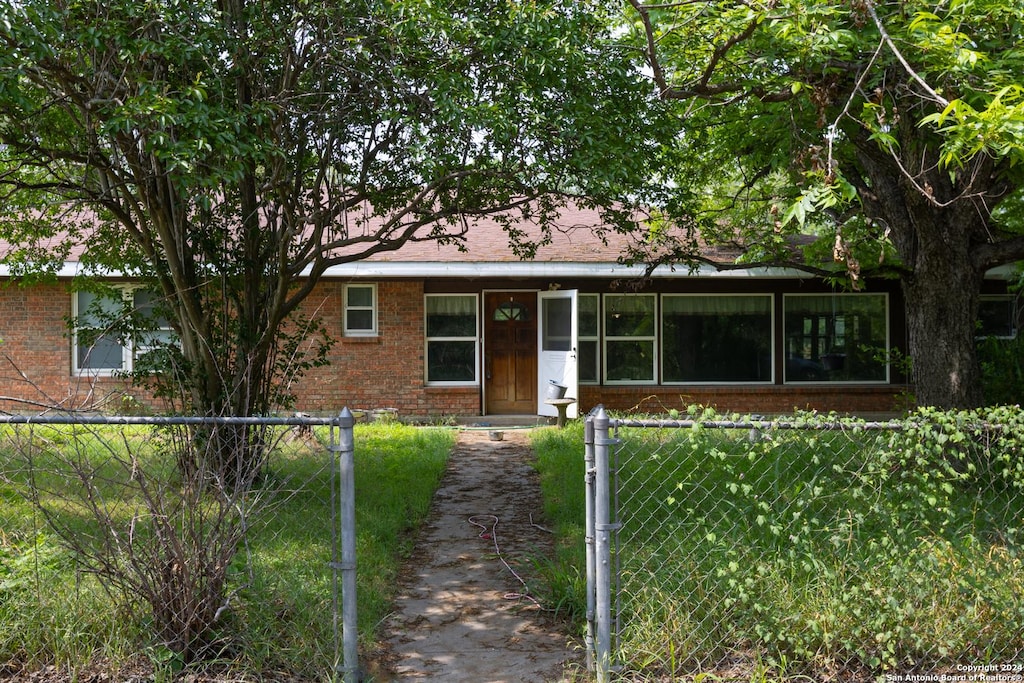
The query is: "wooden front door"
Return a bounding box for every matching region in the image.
[484,292,537,414]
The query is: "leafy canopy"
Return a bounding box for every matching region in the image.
[627,0,1024,279]
[0,0,676,416]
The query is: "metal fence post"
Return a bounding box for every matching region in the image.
[593,406,612,683]
[584,413,597,672]
[334,408,358,683]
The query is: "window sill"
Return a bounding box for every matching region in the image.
[341,335,380,344]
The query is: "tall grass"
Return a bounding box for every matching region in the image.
[530,424,589,624]
[0,422,454,678]
[532,409,1024,680]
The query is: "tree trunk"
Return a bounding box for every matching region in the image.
[900,244,985,409]
[852,117,988,409]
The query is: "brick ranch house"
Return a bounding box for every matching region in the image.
[1,207,1018,419]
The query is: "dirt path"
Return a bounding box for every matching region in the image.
[372,428,582,682]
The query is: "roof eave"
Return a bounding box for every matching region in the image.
[315,261,812,279]
[3,261,1017,280]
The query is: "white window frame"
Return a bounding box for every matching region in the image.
[72,288,176,376]
[660,293,775,385]
[424,293,479,386]
[130,289,177,368]
[343,283,378,337]
[73,289,127,375]
[602,293,658,385]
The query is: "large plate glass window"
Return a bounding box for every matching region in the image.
[662,294,772,383]
[783,293,888,382]
[425,294,478,384]
[604,294,656,383]
[578,294,599,383]
[343,284,377,336]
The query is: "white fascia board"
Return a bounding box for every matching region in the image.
[11,260,935,280]
[0,262,136,278]
[317,261,811,279]
[4,260,1015,282]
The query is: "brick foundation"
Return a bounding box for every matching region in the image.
[578,385,910,417]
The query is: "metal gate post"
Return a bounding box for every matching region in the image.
[593,406,612,683]
[334,408,358,683]
[584,413,596,672]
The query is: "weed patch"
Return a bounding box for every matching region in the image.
[533,408,1024,680]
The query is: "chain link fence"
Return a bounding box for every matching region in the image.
[585,406,1024,682]
[0,411,359,681]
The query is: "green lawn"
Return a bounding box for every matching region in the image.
[0,422,454,679]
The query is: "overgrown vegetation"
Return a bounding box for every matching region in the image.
[532,407,1024,680]
[530,423,590,625]
[979,334,1024,406]
[0,422,453,679]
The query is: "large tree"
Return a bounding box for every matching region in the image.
[0,0,670,467]
[627,0,1024,408]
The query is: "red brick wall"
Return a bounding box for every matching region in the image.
[0,279,481,417]
[0,282,135,412]
[295,281,480,417]
[2,279,910,418]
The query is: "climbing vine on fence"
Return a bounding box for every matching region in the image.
[610,406,1024,678]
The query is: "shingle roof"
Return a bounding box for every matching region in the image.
[0,202,764,275]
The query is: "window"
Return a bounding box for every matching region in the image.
[978,295,1019,338]
[425,294,478,384]
[783,294,888,383]
[131,290,177,369]
[73,289,176,375]
[74,290,127,373]
[662,295,772,383]
[604,294,656,383]
[493,301,530,321]
[578,294,599,383]
[542,296,572,351]
[343,284,377,336]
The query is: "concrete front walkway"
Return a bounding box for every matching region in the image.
[378,428,581,682]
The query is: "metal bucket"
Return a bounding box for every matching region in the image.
[545,380,568,400]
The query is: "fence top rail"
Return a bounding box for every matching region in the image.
[0,413,348,426]
[606,417,905,431]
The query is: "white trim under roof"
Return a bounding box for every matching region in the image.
[316,261,812,279]
[1,260,1017,280]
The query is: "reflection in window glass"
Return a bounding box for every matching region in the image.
[542,296,572,351]
[75,291,126,372]
[662,295,772,382]
[604,294,656,383]
[978,296,1018,338]
[131,290,177,367]
[578,294,599,383]
[75,289,179,374]
[783,294,888,382]
[426,295,478,383]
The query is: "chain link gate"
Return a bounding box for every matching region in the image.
[585,406,1024,682]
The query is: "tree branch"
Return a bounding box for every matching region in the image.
[863,0,948,107]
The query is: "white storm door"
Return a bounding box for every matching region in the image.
[537,289,579,418]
